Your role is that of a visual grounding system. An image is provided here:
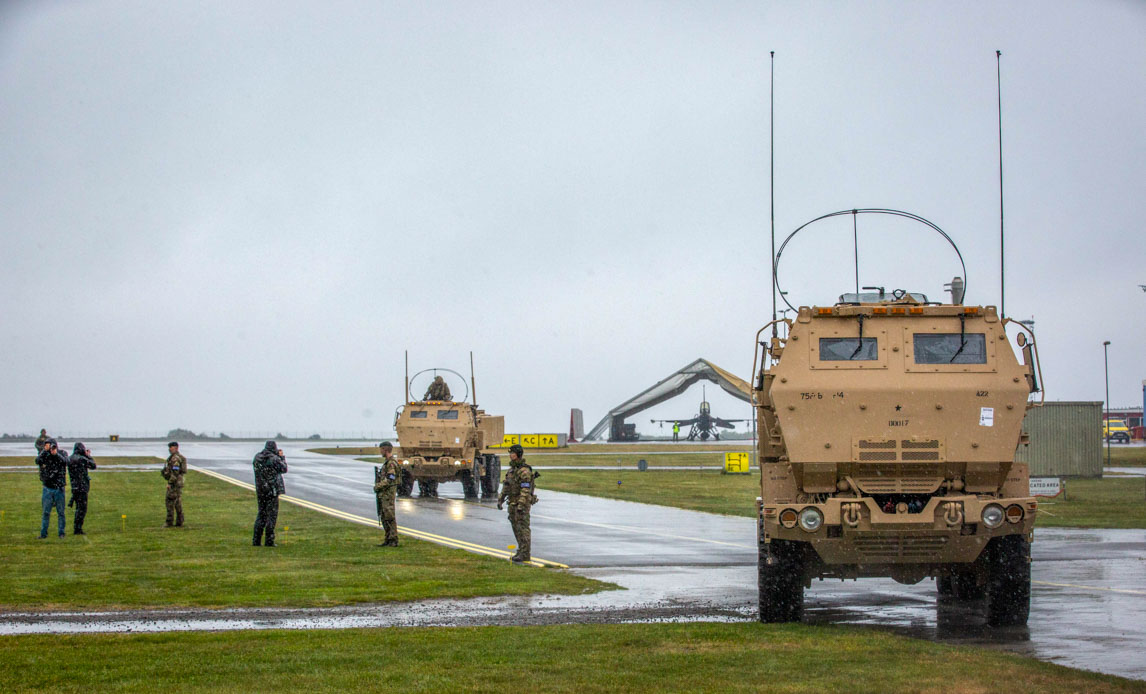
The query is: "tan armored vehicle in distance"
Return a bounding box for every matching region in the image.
[393,356,504,499]
[753,210,1042,626]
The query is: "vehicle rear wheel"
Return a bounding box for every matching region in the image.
[397,470,414,497]
[460,469,478,499]
[986,534,1031,626]
[481,455,501,499]
[758,539,804,623]
[417,479,439,498]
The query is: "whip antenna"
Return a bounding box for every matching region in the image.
[996,50,1006,317]
[770,50,777,336]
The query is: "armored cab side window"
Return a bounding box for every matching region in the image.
[913,333,987,364]
[819,337,878,361]
[410,411,428,419]
[437,410,459,420]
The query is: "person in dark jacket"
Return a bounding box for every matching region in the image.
[67,442,97,535]
[36,439,68,539]
[252,441,288,547]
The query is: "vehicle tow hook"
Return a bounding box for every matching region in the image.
[943,502,964,526]
[843,503,862,527]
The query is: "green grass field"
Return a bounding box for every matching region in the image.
[0,471,606,610]
[0,456,163,467]
[542,469,757,516]
[1035,476,1146,528]
[1108,446,1146,466]
[538,469,1146,529]
[1,622,1140,694]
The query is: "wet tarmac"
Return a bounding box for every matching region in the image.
[1,440,1144,681]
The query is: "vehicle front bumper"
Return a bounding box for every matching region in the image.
[758,495,1036,565]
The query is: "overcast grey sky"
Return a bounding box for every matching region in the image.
[2,1,1143,438]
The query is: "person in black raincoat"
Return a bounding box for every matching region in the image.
[36,439,69,539]
[252,441,288,547]
[67,442,97,535]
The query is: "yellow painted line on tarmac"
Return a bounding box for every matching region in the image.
[191,466,568,569]
[1033,580,1146,596]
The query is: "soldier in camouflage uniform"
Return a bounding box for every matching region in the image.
[35,429,50,454]
[373,441,401,547]
[497,444,538,563]
[161,441,187,527]
[424,375,452,401]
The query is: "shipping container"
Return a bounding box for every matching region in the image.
[1015,401,1103,477]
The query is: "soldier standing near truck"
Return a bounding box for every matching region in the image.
[373,441,401,547]
[161,442,187,527]
[497,444,538,563]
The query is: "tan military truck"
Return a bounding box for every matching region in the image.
[393,361,504,500]
[753,211,1042,626]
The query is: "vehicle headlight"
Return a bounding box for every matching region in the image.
[981,503,1005,529]
[798,507,824,532]
[453,461,462,466]
[402,460,409,465]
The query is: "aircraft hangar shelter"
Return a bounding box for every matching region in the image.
[584,358,753,441]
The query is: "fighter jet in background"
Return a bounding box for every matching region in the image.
[651,386,750,441]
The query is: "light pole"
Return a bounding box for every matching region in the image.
[1103,340,1111,468]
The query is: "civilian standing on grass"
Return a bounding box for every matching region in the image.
[252,441,288,547]
[36,439,69,539]
[67,442,97,535]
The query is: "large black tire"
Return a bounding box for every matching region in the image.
[936,574,954,597]
[758,539,804,623]
[397,469,414,498]
[417,479,439,498]
[952,570,986,601]
[460,469,478,499]
[986,534,1031,626]
[481,455,501,499]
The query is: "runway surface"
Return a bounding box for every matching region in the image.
[2,440,1144,681]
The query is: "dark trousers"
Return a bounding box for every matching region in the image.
[72,490,89,532]
[253,494,279,546]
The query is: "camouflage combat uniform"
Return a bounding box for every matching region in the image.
[162,451,187,526]
[373,454,401,546]
[498,458,538,562]
[35,431,49,454]
[424,376,452,401]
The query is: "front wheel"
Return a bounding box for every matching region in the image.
[460,469,478,499]
[758,539,804,623]
[397,469,414,497]
[480,455,501,499]
[986,534,1031,626]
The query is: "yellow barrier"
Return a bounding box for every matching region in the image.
[492,433,563,448]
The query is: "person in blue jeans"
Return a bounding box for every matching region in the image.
[36,438,69,538]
